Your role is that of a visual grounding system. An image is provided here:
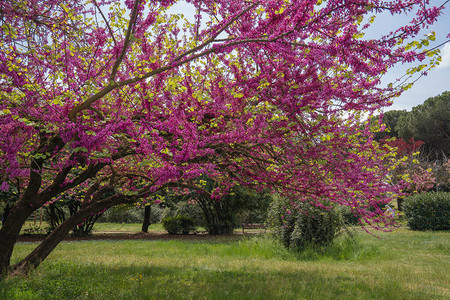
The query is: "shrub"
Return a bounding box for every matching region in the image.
[149,205,166,224]
[403,192,450,230]
[162,215,196,234]
[44,191,104,237]
[338,206,360,225]
[267,196,344,251]
[171,201,206,227]
[96,205,143,223]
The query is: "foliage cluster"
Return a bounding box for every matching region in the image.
[267,196,344,251]
[403,192,450,231]
[166,180,272,234]
[96,205,144,224]
[375,93,450,195]
[397,91,450,158]
[378,133,449,206]
[378,92,449,158]
[159,200,206,227]
[338,206,360,225]
[162,215,196,235]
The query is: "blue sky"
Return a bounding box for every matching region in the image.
[168,1,450,112]
[372,4,450,111]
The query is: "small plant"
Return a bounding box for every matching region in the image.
[403,192,450,230]
[162,215,196,234]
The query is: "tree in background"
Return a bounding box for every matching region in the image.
[0,0,448,277]
[374,110,408,141]
[396,91,450,158]
[174,177,273,234]
[377,92,450,199]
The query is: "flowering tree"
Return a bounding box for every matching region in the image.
[0,0,448,277]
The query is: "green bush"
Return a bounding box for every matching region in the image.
[171,201,206,226]
[267,196,344,251]
[96,205,143,223]
[162,215,196,234]
[403,192,450,231]
[338,206,360,225]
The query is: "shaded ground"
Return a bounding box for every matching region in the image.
[17,230,258,243]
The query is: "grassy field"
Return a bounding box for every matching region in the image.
[19,221,255,235]
[93,222,165,233]
[1,228,449,299]
[19,221,165,234]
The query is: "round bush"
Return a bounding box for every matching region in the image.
[403,192,450,231]
[267,196,343,251]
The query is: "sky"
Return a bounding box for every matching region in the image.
[168,1,450,112]
[370,4,450,112]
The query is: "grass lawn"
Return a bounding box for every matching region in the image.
[19,221,252,235]
[93,222,166,233]
[2,228,449,299]
[19,221,167,235]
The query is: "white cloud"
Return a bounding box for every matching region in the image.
[438,43,450,69]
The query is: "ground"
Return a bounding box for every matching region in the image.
[17,231,251,243]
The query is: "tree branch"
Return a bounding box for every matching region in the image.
[92,0,117,46]
[109,0,141,82]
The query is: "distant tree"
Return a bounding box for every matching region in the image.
[374,110,408,140]
[141,205,152,233]
[396,92,450,157]
[170,178,272,235]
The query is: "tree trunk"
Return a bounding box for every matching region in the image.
[10,196,125,276]
[397,197,404,211]
[0,205,36,278]
[141,205,151,233]
[1,204,11,225]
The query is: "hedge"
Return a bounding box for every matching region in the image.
[403,192,450,231]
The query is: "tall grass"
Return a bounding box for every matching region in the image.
[1,229,449,299]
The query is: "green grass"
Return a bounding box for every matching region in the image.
[92,222,165,233]
[19,222,212,234]
[18,222,166,235]
[2,229,449,299]
[19,221,243,235]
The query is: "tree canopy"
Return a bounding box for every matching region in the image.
[374,110,408,140]
[396,91,450,157]
[0,0,448,277]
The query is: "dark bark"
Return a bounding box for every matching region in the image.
[397,197,404,211]
[195,196,234,235]
[10,195,127,276]
[141,205,151,233]
[0,205,36,278]
[1,204,11,225]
